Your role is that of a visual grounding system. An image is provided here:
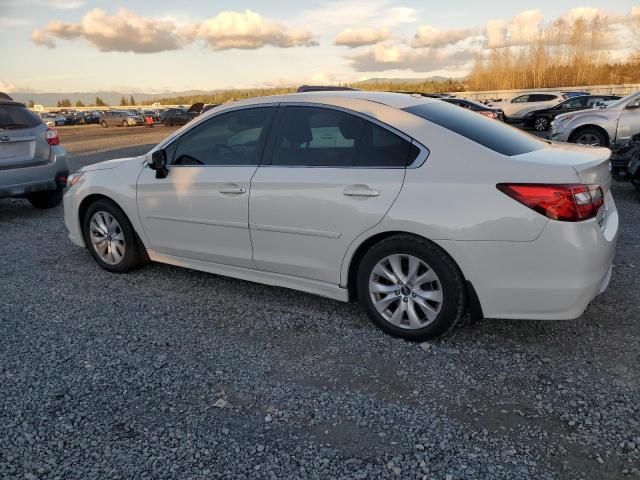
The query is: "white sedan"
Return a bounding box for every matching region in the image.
[63,91,618,340]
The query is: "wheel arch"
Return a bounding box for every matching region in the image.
[569,124,610,145]
[78,194,148,255]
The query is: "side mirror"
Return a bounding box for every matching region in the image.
[149,149,168,179]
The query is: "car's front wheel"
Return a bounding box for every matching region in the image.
[82,199,146,273]
[28,187,63,209]
[101,121,108,128]
[571,128,606,147]
[357,235,466,341]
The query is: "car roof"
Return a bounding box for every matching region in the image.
[0,100,26,107]
[230,91,437,110]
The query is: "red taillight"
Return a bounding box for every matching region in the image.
[479,111,497,119]
[497,184,604,222]
[46,128,59,146]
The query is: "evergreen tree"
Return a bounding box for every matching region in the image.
[28,100,35,108]
[129,95,136,106]
[95,97,107,107]
[76,100,85,107]
[120,96,128,106]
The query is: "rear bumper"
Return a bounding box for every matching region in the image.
[0,146,68,199]
[441,193,619,320]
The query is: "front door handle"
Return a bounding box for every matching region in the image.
[219,185,246,194]
[343,185,380,197]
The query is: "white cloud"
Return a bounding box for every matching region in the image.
[32,8,316,53]
[31,8,184,53]
[411,26,478,48]
[485,9,543,47]
[348,43,475,72]
[184,10,316,50]
[335,27,390,48]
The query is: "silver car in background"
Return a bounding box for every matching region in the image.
[99,110,144,128]
[0,95,68,208]
[551,92,640,148]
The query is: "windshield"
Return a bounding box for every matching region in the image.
[0,104,42,130]
[605,92,640,110]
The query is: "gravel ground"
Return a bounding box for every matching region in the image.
[0,128,639,479]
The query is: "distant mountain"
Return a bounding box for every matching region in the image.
[9,90,220,107]
[354,76,461,85]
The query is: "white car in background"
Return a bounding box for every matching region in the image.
[489,93,562,121]
[63,91,618,340]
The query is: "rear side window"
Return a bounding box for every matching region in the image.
[270,106,416,167]
[404,102,548,156]
[530,94,557,102]
[356,122,415,167]
[0,104,42,130]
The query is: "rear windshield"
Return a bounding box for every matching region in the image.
[0,104,42,130]
[403,102,548,156]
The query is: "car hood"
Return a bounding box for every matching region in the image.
[80,156,143,173]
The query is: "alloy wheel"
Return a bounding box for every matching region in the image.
[89,211,126,265]
[368,254,443,330]
[575,133,602,146]
[534,118,548,131]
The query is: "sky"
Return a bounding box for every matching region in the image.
[0,0,638,93]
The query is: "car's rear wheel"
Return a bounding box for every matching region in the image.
[122,120,129,127]
[101,121,108,128]
[534,116,550,131]
[357,235,466,341]
[571,128,606,147]
[28,187,63,209]
[82,199,145,273]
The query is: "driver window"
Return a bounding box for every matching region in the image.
[511,95,529,103]
[562,98,586,108]
[627,98,640,109]
[173,107,275,166]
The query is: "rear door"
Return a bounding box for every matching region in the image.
[0,103,48,169]
[249,105,417,284]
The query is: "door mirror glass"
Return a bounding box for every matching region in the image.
[149,149,168,178]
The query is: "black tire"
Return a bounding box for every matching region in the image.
[101,121,108,128]
[28,187,63,209]
[570,127,606,147]
[357,234,466,341]
[82,199,146,273]
[533,116,550,131]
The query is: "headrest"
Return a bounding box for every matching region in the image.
[338,117,361,140]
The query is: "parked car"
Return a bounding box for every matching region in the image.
[489,93,562,121]
[523,95,622,131]
[39,113,55,127]
[625,134,640,191]
[550,92,640,167]
[440,97,504,120]
[42,113,66,126]
[99,110,143,128]
[82,111,103,125]
[0,95,68,208]
[63,91,617,340]
[160,103,203,126]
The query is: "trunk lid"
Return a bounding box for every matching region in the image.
[515,143,612,194]
[0,126,47,168]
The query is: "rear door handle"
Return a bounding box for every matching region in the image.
[219,185,246,194]
[343,185,380,197]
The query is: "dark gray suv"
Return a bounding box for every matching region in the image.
[0,94,68,208]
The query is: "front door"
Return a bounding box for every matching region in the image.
[137,106,276,268]
[617,96,640,144]
[250,105,416,284]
